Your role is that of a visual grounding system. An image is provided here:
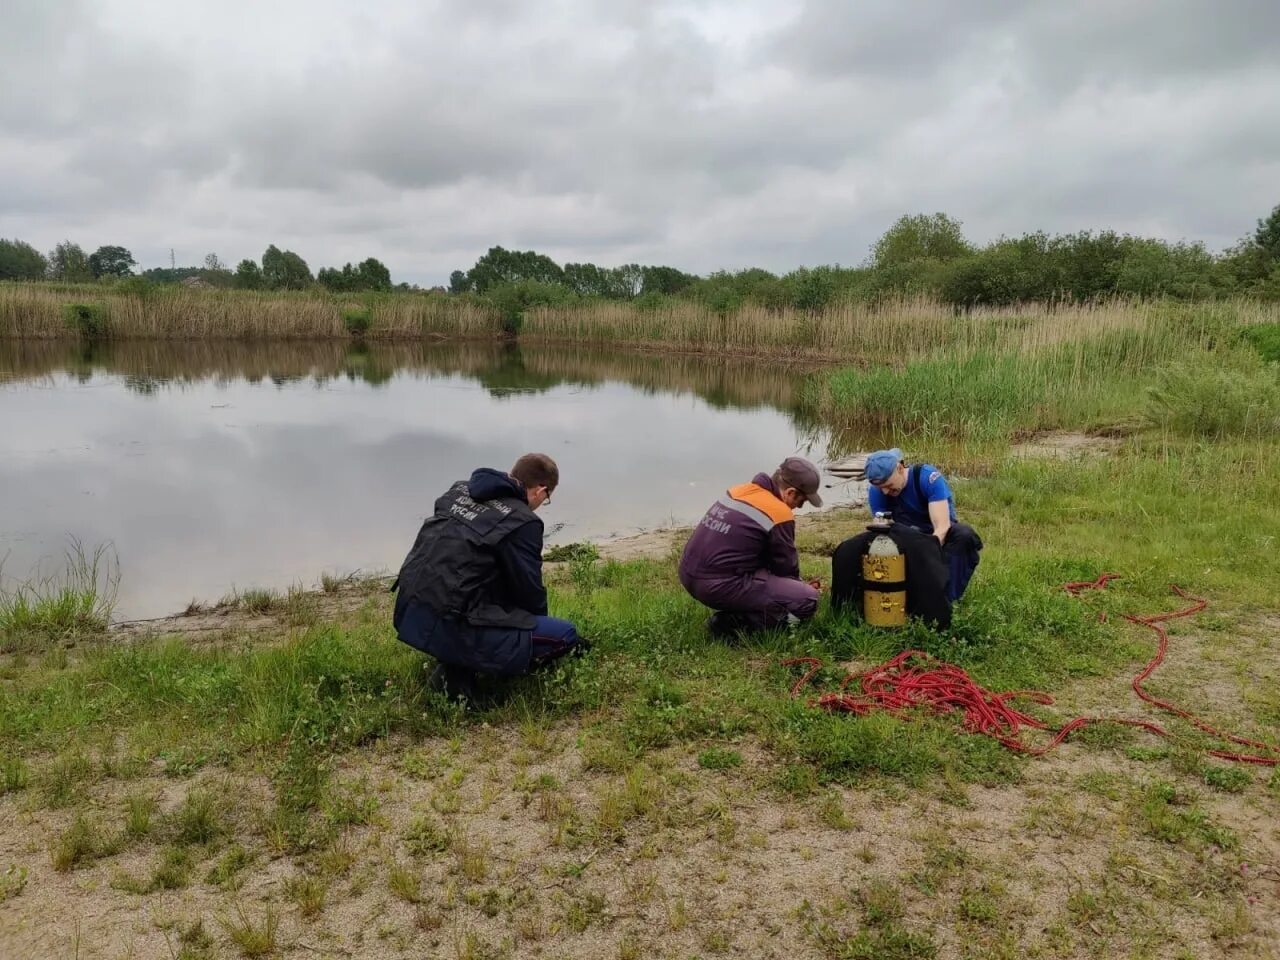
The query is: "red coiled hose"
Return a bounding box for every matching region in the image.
[784,578,1279,765]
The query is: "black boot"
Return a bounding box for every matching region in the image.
[706,611,752,641]
[426,662,480,704]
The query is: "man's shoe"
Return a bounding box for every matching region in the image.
[707,611,750,640]
[425,663,481,705]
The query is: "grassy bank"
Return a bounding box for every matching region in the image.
[809,303,1280,455]
[2,430,1279,957]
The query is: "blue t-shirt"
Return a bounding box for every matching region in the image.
[868,464,956,534]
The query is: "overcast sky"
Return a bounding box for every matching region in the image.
[3,0,1278,286]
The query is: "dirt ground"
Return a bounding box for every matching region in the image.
[3,711,1277,960]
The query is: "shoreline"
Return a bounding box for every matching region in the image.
[0,330,860,365]
[108,504,868,639]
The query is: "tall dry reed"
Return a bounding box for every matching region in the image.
[0,284,502,340]
[3,283,1278,363]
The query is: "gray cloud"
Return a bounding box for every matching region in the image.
[1,0,1276,284]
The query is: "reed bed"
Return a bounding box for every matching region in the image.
[522,296,1280,360]
[0,284,502,341]
[3,282,1278,366]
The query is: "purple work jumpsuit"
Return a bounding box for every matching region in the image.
[678,472,819,630]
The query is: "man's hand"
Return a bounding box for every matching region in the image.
[806,577,823,591]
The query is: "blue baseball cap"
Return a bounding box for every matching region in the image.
[863,448,903,484]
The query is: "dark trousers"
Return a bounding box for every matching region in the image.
[395,600,582,676]
[943,523,982,602]
[680,569,820,630]
[528,616,582,667]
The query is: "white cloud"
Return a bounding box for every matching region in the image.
[2,0,1277,284]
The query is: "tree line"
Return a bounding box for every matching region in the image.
[3,203,1277,310]
[442,205,1279,317]
[0,241,400,293]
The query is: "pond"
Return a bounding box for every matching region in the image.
[0,340,859,620]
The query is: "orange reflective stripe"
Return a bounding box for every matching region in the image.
[727,482,793,525]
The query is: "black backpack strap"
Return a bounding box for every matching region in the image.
[910,463,926,506]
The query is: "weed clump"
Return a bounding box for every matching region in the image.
[170,788,228,846]
[1139,781,1239,851]
[51,814,120,872]
[285,873,327,918]
[233,587,278,614]
[0,541,119,652]
[543,542,600,563]
[40,750,95,808]
[388,861,423,903]
[0,865,28,903]
[1202,765,1251,794]
[403,813,450,856]
[219,902,278,957]
[124,792,157,839]
[206,844,252,889]
[1,756,29,795]
[151,845,193,890]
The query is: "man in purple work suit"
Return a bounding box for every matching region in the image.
[679,457,824,637]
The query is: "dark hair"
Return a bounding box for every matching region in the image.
[510,453,559,492]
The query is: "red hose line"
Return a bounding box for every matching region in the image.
[784,578,1279,766]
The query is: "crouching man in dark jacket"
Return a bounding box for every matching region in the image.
[679,457,824,637]
[392,453,584,703]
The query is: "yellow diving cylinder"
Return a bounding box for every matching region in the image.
[863,531,907,627]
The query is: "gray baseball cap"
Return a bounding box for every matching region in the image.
[778,456,822,507]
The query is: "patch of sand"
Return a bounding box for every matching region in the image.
[1011,430,1122,460]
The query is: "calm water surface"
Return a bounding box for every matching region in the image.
[0,340,856,619]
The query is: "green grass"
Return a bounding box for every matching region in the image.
[1,428,1276,824]
[0,541,119,652]
[1146,352,1280,438]
[697,747,743,770]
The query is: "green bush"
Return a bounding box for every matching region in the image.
[484,280,572,336]
[341,307,371,337]
[1242,322,1280,363]
[62,302,109,338]
[114,276,155,300]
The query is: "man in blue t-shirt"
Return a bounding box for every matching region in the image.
[863,448,982,602]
